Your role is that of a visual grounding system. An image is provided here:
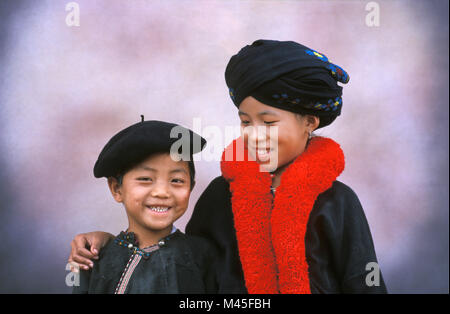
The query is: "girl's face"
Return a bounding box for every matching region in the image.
[238,96,319,172]
[108,152,191,236]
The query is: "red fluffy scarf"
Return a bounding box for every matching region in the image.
[220,136,345,294]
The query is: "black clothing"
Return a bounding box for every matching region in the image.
[73,230,218,294]
[185,176,387,294]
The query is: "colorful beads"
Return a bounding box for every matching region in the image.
[305,49,329,62]
[327,63,349,84]
[304,49,349,84]
[229,88,236,101]
[271,93,342,112]
[312,96,342,112]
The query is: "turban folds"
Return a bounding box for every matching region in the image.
[225,39,350,129]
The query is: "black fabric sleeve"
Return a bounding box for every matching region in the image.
[185,176,248,294]
[199,238,220,294]
[305,181,388,294]
[203,252,219,294]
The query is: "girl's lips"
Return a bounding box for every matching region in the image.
[256,150,271,162]
[248,146,274,162]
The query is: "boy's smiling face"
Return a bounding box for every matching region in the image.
[108,152,192,237]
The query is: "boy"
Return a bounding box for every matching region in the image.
[73,119,218,293]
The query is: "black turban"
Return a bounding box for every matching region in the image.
[94,119,206,178]
[225,39,350,129]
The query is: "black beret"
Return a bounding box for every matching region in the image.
[93,119,206,178]
[225,39,350,129]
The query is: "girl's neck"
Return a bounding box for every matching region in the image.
[271,161,290,189]
[271,139,310,189]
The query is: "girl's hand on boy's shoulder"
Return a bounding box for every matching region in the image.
[68,231,114,270]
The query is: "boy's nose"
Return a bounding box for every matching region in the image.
[150,182,170,198]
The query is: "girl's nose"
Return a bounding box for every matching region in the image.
[245,125,269,147]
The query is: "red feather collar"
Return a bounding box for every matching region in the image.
[220,136,345,294]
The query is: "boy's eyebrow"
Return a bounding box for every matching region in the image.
[138,166,157,172]
[169,168,188,175]
[137,166,187,174]
[238,111,248,116]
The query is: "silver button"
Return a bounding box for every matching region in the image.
[158,240,165,246]
[128,243,133,249]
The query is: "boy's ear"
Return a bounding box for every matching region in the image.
[107,177,123,203]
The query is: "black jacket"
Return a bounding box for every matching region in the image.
[73,230,218,294]
[185,176,387,294]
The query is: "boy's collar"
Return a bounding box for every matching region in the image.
[114,226,180,259]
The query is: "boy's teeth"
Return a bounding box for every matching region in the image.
[149,206,169,212]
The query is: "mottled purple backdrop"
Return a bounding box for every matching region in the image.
[0,0,448,293]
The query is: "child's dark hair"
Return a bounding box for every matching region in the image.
[114,159,196,189]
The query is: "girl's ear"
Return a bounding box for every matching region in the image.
[306,115,320,131]
[107,177,123,203]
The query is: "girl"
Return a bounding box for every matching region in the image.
[69,40,387,294]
